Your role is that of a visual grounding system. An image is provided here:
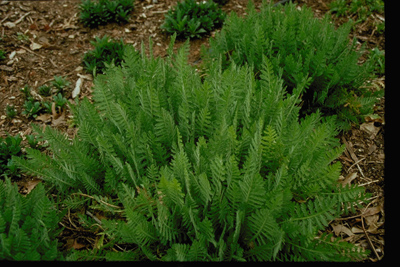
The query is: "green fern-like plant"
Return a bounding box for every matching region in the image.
[15,38,370,261]
[204,1,382,130]
[161,0,225,39]
[0,178,64,260]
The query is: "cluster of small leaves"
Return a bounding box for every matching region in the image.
[5,104,17,119]
[20,85,42,119]
[0,178,64,260]
[162,0,226,39]
[83,35,128,75]
[329,0,384,22]
[369,47,385,75]
[19,77,70,119]
[204,1,382,130]
[0,49,6,61]
[79,0,135,28]
[1,133,40,179]
[0,134,23,179]
[15,39,370,261]
[51,75,71,95]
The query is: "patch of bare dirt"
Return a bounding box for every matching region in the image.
[0,0,385,261]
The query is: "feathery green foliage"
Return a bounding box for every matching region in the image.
[204,1,382,130]
[0,178,64,260]
[162,0,226,39]
[15,38,370,261]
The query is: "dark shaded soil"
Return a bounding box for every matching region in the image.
[0,0,385,261]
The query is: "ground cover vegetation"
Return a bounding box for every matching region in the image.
[13,37,369,260]
[79,0,135,28]
[83,35,128,75]
[203,1,383,130]
[161,0,226,39]
[0,0,384,262]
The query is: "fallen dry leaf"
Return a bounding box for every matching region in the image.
[351,226,364,234]
[35,113,52,123]
[30,42,43,51]
[362,206,382,217]
[52,111,66,127]
[364,214,379,228]
[360,122,380,139]
[341,172,357,187]
[25,178,41,194]
[71,239,86,250]
[332,224,354,237]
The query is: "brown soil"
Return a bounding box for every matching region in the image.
[0,0,385,261]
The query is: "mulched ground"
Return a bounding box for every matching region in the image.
[0,0,385,261]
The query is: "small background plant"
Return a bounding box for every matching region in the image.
[79,0,135,28]
[161,0,226,39]
[5,104,17,119]
[329,0,384,24]
[51,76,71,95]
[83,35,128,75]
[38,84,52,97]
[0,134,23,179]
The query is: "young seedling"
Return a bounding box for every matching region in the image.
[52,76,70,94]
[20,84,32,99]
[42,101,53,114]
[5,104,17,119]
[0,134,23,178]
[83,35,128,75]
[53,93,68,112]
[38,84,53,96]
[22,100,42,118]
[26,134,40,149]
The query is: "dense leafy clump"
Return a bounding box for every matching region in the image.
[0,134,23,179]
[15,38,370,261]
[0,178,64,260]
[204,1,382,130]
[162,0,225,39]
[83,35,129,75]
[79,0,135,28]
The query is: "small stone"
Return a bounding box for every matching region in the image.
[9,51,16,59]
[3,21,15,28]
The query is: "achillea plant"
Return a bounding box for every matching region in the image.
[161,0,225,39]
[15,37,370,261]
[0,178,64,260]
[204,1,382,130]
